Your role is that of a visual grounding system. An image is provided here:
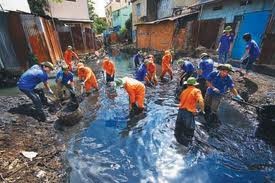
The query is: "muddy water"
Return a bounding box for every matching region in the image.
[66,54,275,183]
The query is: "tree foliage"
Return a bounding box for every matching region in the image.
[94,18,108,34]
[28,0,63,16]
[87,0,107,34]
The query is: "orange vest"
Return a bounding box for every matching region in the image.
[147,62,156,73]
[102,60,115,76]
[124,78,145,103]
[162,54,172,69]
[64,50,79,64]
[78,67,95,80]
[179,86,203,113]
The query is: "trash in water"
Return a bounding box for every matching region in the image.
[21,151,38,161]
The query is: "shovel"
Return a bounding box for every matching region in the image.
[232,97,263,109]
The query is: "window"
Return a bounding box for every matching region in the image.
[240,0,252,6]
[212,5,223,11]
[136,3,141,16]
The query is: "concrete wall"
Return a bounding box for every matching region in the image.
[200,0,273,23]
[48,0,90,22]
[173,0,198,7]
[132,0,147,43]
[112,4,131,29]
[157,0,173,19]
[105,1,121,27]
[0,0,30,13]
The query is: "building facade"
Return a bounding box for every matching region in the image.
[47,0,96,54]
[196,0,273,59]
[0,0,31,13]
[105,0,121,27]
[112,3,131,29]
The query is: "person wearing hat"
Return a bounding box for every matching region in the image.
[17,61,55,121]
[102,57,116,83]
[147,54,155,63]
[240,33,260,75]
[64,45,79,71]
[175,77,205,146]
[145,58,158,86]
[197,53,214,97]
[135,59,148,82]
[133,51,143,68]
[216,26,234,64]
[55,64,77,104]
[205,64,243,122]
[77,63,98,96]
[160,50,173,80]
[116,77,145,113]
[178,60,196,86]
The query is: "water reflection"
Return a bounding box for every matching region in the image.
[67,53,275,183]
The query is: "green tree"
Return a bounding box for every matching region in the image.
[94,17,108,34]
[87,0,107,34]
[125,13,132,41]
[28,0,63,16]
[87,0,97,21]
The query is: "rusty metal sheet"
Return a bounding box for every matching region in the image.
[42,19,63,63]
[191,19,222,49]
[137,21,175,51]
[259,33,275,65]
[56,23,73,53]
[85,28,95,51]
[173,28,186,50]
[0,12,20,70]
[20,14,51,63]
[71,24,85,53]
[7,12,29,70]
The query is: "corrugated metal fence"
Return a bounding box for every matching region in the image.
[0,12,21,70]
[0,11,97,72]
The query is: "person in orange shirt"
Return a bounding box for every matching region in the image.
[102,57,116,83]
[145,59,158,86]
[175,77,204,146]
[116,77,145,113]
[148,54,155,62]
[77,63,98,96]
[64,45,79,71]
[160,50,173,80]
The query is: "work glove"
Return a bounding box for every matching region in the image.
[233,95,244,102]
[48,88,54,95]
[213,88,220,93]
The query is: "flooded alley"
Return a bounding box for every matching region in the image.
[66,54,275,183]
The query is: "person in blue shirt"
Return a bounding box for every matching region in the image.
[133,51,144,68]
[241,33,260,75]
[205,64,243,123]
[216,26,234,64]
[17,61,54,122]
[179,60,196,86]
[56,64,77,105]
[197,53,214,97]
[135,60,148,82]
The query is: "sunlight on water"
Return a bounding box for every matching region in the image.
[66,53,275,183]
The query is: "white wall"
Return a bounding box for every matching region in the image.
[0,0,31,13]
[48,0,90,21]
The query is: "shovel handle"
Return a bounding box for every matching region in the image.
[232,98,261,109]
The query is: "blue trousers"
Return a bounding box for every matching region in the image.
[106,73,114,82]
[175,109,195,145]
[218,51,228,64]
[242,57,256,72]
[19,88,46,113]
